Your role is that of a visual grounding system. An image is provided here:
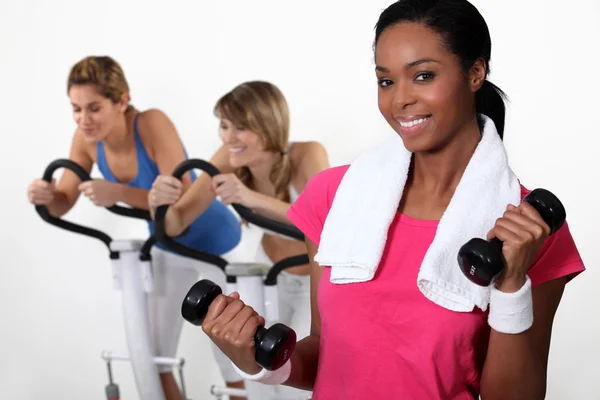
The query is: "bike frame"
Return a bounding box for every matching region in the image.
[35,158,311,400]
[34,159,185,400]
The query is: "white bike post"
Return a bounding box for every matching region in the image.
[109,240,164,400]
[207,262,271,400]
[211,260,304,400]
[226,262,272,316]
[102,238,191,400]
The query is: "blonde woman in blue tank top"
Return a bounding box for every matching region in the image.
[26,56,242,400]
[148,80,330,400]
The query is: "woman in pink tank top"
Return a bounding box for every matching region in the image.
[196,1,586,399]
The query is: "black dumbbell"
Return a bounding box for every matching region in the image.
[181,279,296,370]
[457,188,566,286]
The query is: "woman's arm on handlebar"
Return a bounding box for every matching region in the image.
[156,144,233,237]
[284,237,323,390]
[44,131,94,217]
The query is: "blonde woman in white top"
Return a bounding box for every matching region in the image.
[149,80,329,400]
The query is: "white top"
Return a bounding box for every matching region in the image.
[287,142,300,202]
[289,182,300,203]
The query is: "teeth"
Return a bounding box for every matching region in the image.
[230,148,245,153]
[399,117,429,128]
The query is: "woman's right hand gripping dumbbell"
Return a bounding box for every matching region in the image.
[202,291,265,375]
[183,280,297,374]
[148,175,183,210]
[27,178,56,205]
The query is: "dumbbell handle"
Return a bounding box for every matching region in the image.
[486,237,504,278]
[254,326,267,345]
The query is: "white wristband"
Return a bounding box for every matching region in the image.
[231,359,292,385]
[488,275,534,334]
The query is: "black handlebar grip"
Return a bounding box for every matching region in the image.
[40,159,151,220]
[171,159,305,241]
[35,159,152,254]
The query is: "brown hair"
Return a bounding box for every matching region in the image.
[67,56,134,113]
[214,81,293,203]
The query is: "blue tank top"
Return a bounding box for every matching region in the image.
[96,113,241,256]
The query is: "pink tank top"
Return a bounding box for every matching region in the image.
[287,165,585,399]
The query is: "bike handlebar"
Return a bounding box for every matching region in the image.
[154,159,307,276]
[161,159,304,240]
[35,159,154,257]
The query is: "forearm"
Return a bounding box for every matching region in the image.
[480,276,547,400]
[46,192,73,218]
[149,190,216,237]
[250,192,292,224]
[117,185,151,210]
[283,334,320,391]
[162,207,189,236]
[480,329,546,400]
[148,202,187,237]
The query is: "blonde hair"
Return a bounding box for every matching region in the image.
[67,56,134,113]
[214,81,292,203]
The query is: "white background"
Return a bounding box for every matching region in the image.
[1,0,598,399]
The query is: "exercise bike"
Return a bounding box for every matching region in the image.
[34,159,190,400]
[153,159,311,400]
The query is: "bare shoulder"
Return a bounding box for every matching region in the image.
[134,109,183,157]
[289,141,328,167]
[136,108,178,138]
[138,108,170,121]
[289,141,330,187]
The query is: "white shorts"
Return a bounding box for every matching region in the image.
[148,246,241,382]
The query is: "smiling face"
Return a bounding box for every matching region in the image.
[375,22,482,153]
[214,81,290,169]
[218,117,269,168]
[68,84,127,143]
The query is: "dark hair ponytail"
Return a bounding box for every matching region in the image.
[375,0,508,138]
[476,80,507,139]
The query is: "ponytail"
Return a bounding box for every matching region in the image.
[270,154,293,204]
[475,80,508,139]
[236,166,254,192]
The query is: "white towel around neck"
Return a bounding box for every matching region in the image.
[314,115,521,312]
